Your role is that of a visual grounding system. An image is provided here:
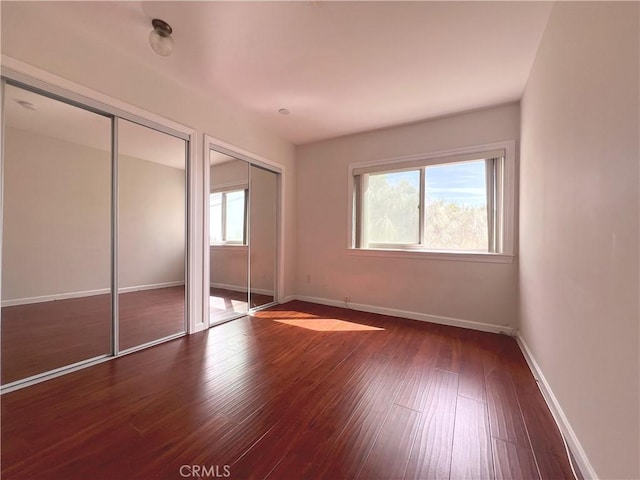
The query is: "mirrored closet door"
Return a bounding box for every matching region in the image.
[117,120,187,351]
[1,79,190,389]
[1,84,112,384]
[208,147,279,326]
[209,152,250,324]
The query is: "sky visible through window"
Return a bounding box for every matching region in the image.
[388,160,486,207]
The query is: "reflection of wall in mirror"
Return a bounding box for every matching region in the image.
[119,152,185,290]
[1,126,185,305]
[250,167,277,296]
[210,160,248,188]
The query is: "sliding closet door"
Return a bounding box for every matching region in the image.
[1,84,112,385]
[117,120,186,351]
[209,151,250,325]
[249,165,277,309]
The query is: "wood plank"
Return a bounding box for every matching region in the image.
[510,371,577,479]
[227,336,386,480]
[434,326,462,373]
[264,346,393,479]
[307,365,404,479]
[404,369,459,480]
[450,396,494,479]
[484,352,531,448]
[492,437,539,480]
[394,333,442,412]
[305,325,423,479]
[356,404,420,480]
[535,450,578,480]
[457,329,491,402]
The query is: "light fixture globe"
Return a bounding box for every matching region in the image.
[149,18,174,57]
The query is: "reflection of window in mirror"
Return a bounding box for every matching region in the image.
[209,188,248,245]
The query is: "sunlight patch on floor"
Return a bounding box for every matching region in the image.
[274,318,384,332]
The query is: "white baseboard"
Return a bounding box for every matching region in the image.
[516,334,597,479]
[211,282,248,293]
[2,288,110,307]
[119,281,184,294]
[210,282,273,297]
[291,295,514,335]
[2,281,185,307]
[251,288,274,297]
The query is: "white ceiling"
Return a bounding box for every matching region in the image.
[1,1,554,145]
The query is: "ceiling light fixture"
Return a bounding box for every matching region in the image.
[278,108,290,115]
[149,18,174,57]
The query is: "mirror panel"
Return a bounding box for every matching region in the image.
[1,84,112,384]
[118,119,186,350]
[209,151,249,325]
[249,165,277,309]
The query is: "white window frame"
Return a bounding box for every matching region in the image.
[209,182,248,246]
[348,141,516,264]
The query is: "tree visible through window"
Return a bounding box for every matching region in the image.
[365,170,420,244]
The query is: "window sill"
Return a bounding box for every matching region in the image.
[347,248,514,264]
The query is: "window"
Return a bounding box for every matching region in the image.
[210,189,247,245]
[351,142,515,259]
[364,170,421,245]
[423,160,489,251]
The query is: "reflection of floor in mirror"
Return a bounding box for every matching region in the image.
[1,286,185,385]
[209,287,273,324]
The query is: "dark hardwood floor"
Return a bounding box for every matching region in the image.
[1,301,577,479]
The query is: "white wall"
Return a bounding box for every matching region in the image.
[2,126,185,303]
[249,166,277,294]
[296,103,520,328]
[519,3,639,478]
